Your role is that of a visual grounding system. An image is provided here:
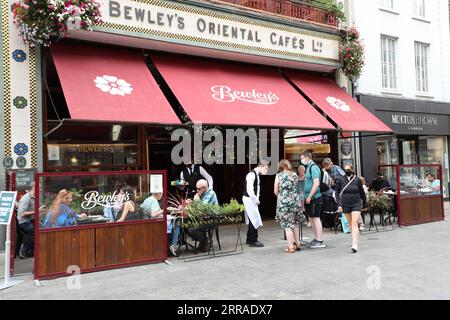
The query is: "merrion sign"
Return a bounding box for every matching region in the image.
[95,0,340,66]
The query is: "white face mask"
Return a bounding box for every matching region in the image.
[301,159,308,166]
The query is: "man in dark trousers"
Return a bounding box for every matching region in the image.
[243,161,269,248]
[180,160,214,199]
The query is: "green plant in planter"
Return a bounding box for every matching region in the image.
[367,191,393,213]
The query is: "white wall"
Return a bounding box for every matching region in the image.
[349,0,450,103]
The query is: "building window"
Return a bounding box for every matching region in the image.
[379,0,394,9]
[414,0,426,17]
[415,42,430,93]
[381,36,398,90]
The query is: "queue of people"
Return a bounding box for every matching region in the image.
[258,152,369,254]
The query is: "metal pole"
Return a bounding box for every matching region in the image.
[4,223,11,283]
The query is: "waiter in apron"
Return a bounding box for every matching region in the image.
[243,161,269,247]
[180,160,214,199]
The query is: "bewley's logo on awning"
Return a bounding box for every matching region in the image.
[211,85,280,105]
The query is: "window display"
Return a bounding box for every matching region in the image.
[37,172,165,229]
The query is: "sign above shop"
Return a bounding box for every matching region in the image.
[93,0,340,67]
[376,111,450,136]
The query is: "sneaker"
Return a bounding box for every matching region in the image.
[359,225,366,232]
[169,245,178,257]
[309,240,326,249]
[351,247,358,253]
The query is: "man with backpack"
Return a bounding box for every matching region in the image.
[301,151,326,249]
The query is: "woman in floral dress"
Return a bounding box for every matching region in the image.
[274,160,301,253]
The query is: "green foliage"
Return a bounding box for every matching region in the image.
[367,191,393,212]
[181,199,244,228]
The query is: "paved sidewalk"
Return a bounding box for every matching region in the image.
[1,204,449,300]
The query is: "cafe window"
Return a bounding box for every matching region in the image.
[47,143,138,168]
[45,124,139,171]
[419,136,449,197]
[37,172,165,230]
[284,130,331,168]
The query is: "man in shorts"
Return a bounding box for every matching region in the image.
[301,151,325,249]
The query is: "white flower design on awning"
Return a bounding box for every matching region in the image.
[94,75,133,96]
[326,96,351,112]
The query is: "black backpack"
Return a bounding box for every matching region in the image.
[308,164,330,193]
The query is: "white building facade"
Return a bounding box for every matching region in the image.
[346,0,450,197]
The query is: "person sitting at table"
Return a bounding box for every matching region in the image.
[141,193,164,219]
[43,190,87,228]
[369,172,391,192]
[427,174,441,195]
[116,185,140,222]
[142,193,180,256]
[186,179,219,252]
[17,182,36,258]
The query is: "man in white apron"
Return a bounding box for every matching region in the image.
[243,161,269,247]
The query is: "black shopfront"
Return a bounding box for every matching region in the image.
[358,94,450,199]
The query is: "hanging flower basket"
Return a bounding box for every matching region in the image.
[11,0,102,47]
[340,27,365,83]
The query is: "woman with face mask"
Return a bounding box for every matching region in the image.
[335,164,368,253]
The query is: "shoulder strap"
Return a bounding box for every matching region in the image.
[340,176,357,198]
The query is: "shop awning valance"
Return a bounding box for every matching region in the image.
[150,54,335,130]
[284,71,393,133]
[51,43,180,125]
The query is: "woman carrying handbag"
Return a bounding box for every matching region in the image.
[335,164,368,253]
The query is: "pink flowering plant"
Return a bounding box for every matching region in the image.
[12,0,102,47]
[340,27,365,82]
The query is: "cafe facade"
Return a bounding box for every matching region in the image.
[0,0,393,278]
[358,94,450,199]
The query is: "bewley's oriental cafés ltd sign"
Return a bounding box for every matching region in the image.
[95,0,340,65]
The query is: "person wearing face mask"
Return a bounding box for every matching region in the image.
[301,151,325,249]
[335,164,368,253]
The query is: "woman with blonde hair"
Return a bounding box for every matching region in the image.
[43,189,87,228]
[274,159,301,253]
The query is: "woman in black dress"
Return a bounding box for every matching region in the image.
[335,164,367,253]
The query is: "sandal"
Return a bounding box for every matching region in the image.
[295,243,302,251]
[284,246,296,254]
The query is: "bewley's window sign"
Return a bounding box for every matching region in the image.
[94,0,340,66]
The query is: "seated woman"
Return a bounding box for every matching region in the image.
[43,190,87,228]
[115,185,140,222]
[141,193,180,257]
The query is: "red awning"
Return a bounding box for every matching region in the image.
[51,44,180,124]
[284,72,393,133]
[151,54,335,130]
